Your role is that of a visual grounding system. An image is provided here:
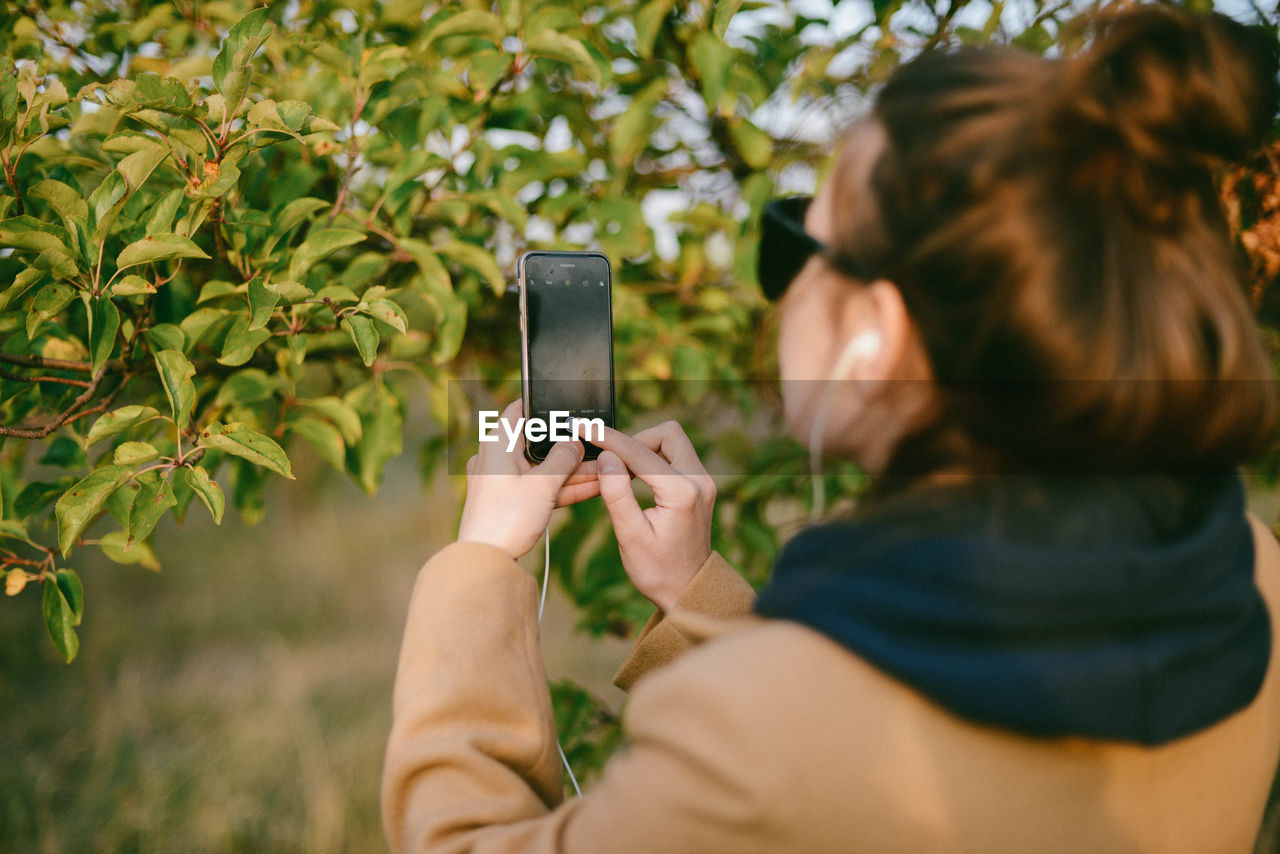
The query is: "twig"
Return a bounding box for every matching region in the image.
[328,89,369,226]
[0,352,92,372]
[0,368,107,438]
[0,368,93,388]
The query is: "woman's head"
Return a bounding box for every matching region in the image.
[776,6,1280,479]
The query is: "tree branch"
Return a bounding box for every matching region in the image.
[0,368,94,388]
[0,369,108,438]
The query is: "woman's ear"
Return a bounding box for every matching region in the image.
[834,279,913,381]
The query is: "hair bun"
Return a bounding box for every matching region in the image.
[1060,8,1279,169]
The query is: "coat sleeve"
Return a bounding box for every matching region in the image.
[612,551,757,690]
[381,542,783,854]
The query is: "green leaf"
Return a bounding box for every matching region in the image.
[342,315,380,366]
[429,288,468,364]
[271,196,328,236]
[116,233,210,272]
[177,309,226,347]
[635,0,676,59]
[111,275,156,296]
[86,405,163,446]
[217,317,272,366]
[54,465,132,556]
[88,296,120,373]
[198,280,239,303]
[30,179,88,229]
[440,241,505,296]
[145,188,184,236]
[114,441,159,465]
[116,146,170,192]
[287,228,364,279]
[426,9,505,49]
[128,470,176,547]
[27,282,77,339]
[711,0,744,39]
[728,118,772,170]
[288,416,346,471]
[0,518,33,544]
[526,30,602,84]
[184,465,225,524]
[87,171,128,240]
[197,422,294,479]
[97,530,161,571]
[266,281,313,303]
[54,569,84,624]
[15,478,76,518]
[246,275,279,330]
[0,216,73,254]
[214,368,276,407]
[0,267,44,311]
[298,397,362,443]
[213,7,274,102]
[147,322,186,352]
[399,238,452,292]
[608,79,665,168]
[42,576,79,662]
[348,380,403,494]
[690,32,733,114]
[363,298,408,334]
[39,436,87,469]
[154,349,196,427]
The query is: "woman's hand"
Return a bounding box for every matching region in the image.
[591,420,715,613]
[457,400,586,559]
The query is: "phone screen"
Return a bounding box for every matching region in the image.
[520,251,615,462]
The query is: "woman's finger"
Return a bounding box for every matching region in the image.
[555,478,601,507]
[477,400,526,475]
[596,451,649,539]
[630,420,709,477]
[590,425,709,508]
[589,425,676,480]
[531,438,585,482]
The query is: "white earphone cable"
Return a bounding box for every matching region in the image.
[809,331,881,523]
[539,523,583,799]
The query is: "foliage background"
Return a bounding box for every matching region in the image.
[1,0,1278,850]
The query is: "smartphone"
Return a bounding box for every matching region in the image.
[518,250,615,463]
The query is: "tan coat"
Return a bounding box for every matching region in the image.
[382,515,1280,853]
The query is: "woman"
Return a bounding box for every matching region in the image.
[383,7,1280,852]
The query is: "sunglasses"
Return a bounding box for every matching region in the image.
[757,196,878,300]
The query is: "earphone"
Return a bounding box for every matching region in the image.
[808,330,882,522]
[540,524,584,798]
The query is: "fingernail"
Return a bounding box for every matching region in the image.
[599,453,618,472]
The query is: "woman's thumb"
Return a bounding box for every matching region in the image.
[534,439,584,482]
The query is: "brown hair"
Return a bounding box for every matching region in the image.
[830,6,1280,477]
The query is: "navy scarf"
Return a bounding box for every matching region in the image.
[753,473,1270,745]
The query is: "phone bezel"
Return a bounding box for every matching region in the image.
[517,249,616,463]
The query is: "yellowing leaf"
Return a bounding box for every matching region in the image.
[42,575,78,662]
[127,470,176,547]
[154,349,196,427]
[97,530,161,571]
[86,405,163,446]
[114,441,160,465]
[55,465,132,556]
[116,233,209,271]
[197,422,294,479]
[184,465,225,524]
[342,315,380,366]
